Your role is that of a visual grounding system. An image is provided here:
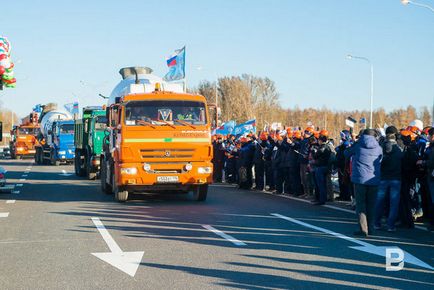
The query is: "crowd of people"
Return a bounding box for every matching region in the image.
[211,123,434,237]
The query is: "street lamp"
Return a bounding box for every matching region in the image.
[401,0,434,13]
[347,54,374,129]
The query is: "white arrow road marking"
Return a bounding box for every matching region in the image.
[91,217,144,277]
[0,212,10,217]
[6,200,16,204]
[271,213,434,271]
[60,170,73,176]
[202,225,247,246]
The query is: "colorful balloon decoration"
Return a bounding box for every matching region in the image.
[0,36,16,89]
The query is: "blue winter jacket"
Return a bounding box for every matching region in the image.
[346,135,383,186]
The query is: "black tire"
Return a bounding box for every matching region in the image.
[193,184,208,201]
[74,151,81,176]
[35,148,42,165]
[100,157,113,194]
[114,186,128,202]
[11,151,16,160]
[86,152,96,180]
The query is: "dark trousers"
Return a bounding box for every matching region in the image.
[354,184,378,234]
[265,161,274,189]
[338,170,351,200]
[213,161,223,182]
[254,161,265,190]
[276,168,288,194]
[314,166,328,203]
[399,177,415,228]
[289,166,302,195]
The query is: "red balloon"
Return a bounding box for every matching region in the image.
[0,66,5,75]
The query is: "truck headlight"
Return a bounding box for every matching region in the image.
[58,151,66,155]
[143,163,151,172]
[17,147,24,151]
[198,167,212,174]
[184,163,193,171]
[120,167,137,175]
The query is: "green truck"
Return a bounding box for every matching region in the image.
[74,106,107,179]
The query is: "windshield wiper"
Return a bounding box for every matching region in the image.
[157,119,176,129]
[174,119,196,129]
[136,120,156,129]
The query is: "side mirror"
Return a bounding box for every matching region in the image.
[0,121,3,142]
[115,97,121,104]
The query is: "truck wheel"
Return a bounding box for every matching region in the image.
[86,153,96,180]
[193,184,208,201]
[115,187,128,202]
[100,158,113,194]
[11,151,16,159]
[35,148,42,165]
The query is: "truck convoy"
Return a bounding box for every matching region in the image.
[74,106,107,179]
[100,67,213,202]
[35,103,75,165]
[9,111,40,159]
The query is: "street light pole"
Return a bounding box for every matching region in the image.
[401,0,434,13]
[347,54,374,129]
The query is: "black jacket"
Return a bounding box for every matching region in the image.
[312,143,331,168]
[381,136,403,180]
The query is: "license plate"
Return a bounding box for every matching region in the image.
[28,150,35,153]
[157,176,179,183]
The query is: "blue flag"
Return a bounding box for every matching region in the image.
[233,119,256,136]
[212,120,236,136]
[163,46,186,81]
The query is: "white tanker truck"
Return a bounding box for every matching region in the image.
[35,104,75,165]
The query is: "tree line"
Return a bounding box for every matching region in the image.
[190,74,432,139]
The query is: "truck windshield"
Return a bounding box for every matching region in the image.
[95,116,107,130]
[125,100,207,126]
[18,128,38,135]
[59,124,74,134]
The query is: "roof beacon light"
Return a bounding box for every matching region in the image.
[155,83,161,92]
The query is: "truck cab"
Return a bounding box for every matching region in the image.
[101,88,213,202]
[9,125,40,159]
[74,107,107,179]
[49,120,75,164]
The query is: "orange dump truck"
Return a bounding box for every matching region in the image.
[100,67,213,202]
[9,112,40,159]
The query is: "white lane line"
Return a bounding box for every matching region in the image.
[12,190,20,194]
[19,179,25,181]
[15,184,23,187]
[271,213,434,270]
[0,212,10,218]
[415,225,428,231]
[6,200,16,204]
[323,204,355,214]
[202,225,247,246]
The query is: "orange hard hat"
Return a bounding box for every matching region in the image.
[319,129,329,137]
[423,127,431,135]
[401,129,416,141]
[286,128,293,134]
[313,131,320,139]
[293,131,302,139]
[304,127,314,134]
[276,134,283,141]
[408,126,420,135]
[240,137,248,143]
[260,132,268,141]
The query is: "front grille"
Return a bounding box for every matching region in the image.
[140,149,194,159]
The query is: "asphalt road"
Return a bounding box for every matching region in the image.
[0,159,433,290]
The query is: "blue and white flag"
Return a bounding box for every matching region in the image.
[212,120,236,136]
[64,101,79,114]
[233,119,256,136]
[163,46,186,82]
